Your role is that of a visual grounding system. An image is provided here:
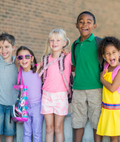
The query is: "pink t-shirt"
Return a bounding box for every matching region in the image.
[42,53,72,93]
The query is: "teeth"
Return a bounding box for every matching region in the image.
[110,59,115,64]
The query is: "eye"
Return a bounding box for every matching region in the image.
[57,40,60,42]
[0,47,1,49]
[106,53,109,55]
[79,21,83,23]
[87,21,91,24]
[5,46,9,48]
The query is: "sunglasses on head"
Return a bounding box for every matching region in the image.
[17,54,32,60]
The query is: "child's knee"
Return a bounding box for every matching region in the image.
[46,125,54,134]
[55,125,63,134]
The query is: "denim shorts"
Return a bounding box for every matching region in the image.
[0,104,16,136]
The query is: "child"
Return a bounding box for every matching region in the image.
[71,11,103,142]
[16,46,43,142]
[0,33,18,142]
[97,37,120,142]
[40,29,71,142]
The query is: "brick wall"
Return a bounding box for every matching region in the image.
[0,0,120,61]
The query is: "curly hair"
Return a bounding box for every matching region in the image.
[98,36,120,60]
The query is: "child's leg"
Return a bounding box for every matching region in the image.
[23,106,32,142]
[88,89,102,142]
[54,114,65,142]
[44,114,54,142]
[93,129,102,142]
[32,103,43,142]
[4,106,16,142]
[74,128,84,142]
[110,136,119,142]
[5,136,13,142]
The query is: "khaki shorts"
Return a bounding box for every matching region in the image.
[71,89,102,129]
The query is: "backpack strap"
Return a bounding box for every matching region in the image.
[58,53,71,97]
[39,54,62,82]
[104,62,109,73]
[112,65,120,94]
[72,40,77,66]
[103,63,120,94]
[95,36,104,72]
[18,66,24,85]
[95,36,102,50]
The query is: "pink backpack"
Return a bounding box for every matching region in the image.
[104,63,120,94]
[12,67,28,122]
[39,53,73,103]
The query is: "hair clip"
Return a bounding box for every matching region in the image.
[34,64,38,66]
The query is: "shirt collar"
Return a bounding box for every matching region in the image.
[75,33,95,44]
[0,55,15,64]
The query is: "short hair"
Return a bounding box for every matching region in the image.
[77,11,96,24]
[45,29,70,55]
[98,36,120,60]
[0,33,15,46]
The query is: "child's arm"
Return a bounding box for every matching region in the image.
[15,57,20,71]
[100,70,120,92]
[36,62,43,74]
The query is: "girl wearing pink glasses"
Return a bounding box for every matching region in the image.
[16,46,43,142]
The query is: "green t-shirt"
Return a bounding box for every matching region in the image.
[71,34,102,90]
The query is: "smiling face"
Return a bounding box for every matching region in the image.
[49,34,66,55]
[0,40,15,63]
[17,49,34,72]
[103,45,120,67]
[76,14,97,40]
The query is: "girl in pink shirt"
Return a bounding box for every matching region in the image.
[40,29,71,142]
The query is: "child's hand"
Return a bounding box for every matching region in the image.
[100,70,105,82]
[15,57,20,70]
[36,62,43,73]
[62,48,70,55]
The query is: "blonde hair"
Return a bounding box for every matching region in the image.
[44,29,70,55]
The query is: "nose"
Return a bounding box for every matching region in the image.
[83,22,87,26]
[109,53,114,58]
[2,47,5,52]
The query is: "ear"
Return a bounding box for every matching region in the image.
[63,41,67,47]
[12,46,15,51]
[93,24,97,29]
[102,54,105,60]
[119,50,120,56]
[76,23,78,29]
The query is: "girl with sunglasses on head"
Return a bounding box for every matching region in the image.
[16,46,43,142]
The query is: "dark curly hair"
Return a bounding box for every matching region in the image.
[98,36,120,60]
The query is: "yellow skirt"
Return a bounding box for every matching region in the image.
[97,108,120,136]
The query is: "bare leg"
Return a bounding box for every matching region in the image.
[74,128,84,142]
[110,136,119,142]
[0,135,1,142]
[93,129,102,142]
[55,114,65,142]
[44,114,54,142]
[6,136,13,142]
